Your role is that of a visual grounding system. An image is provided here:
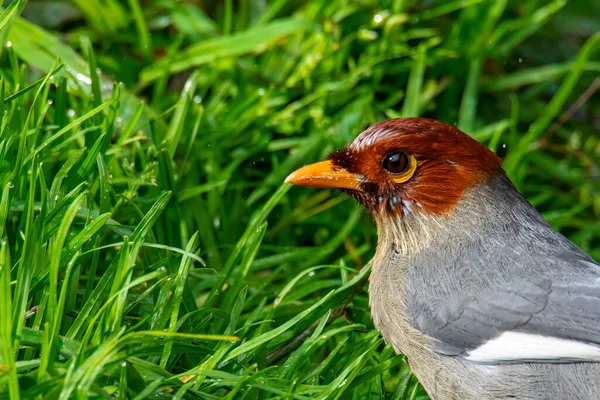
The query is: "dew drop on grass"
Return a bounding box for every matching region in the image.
[6,41,12,47]
[68,109,75,118]
[193,95,202,103]
[76,73,92,85]
[54,195,59,201]
[121,361,127,367]
[257,88,265,96]
[308,271,315,277]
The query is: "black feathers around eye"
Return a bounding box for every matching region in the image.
[328,148,356,172]
[382,152,410,174]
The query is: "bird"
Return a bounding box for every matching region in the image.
[285,117,600,400]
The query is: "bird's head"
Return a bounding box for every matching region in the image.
[286,118,503,228]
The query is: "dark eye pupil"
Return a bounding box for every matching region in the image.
[383,152,409,174]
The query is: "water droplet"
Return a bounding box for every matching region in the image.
[121,361,127,367]
[373,14,383,23]
[76,73,92,85]
[257,88,265,96]
[54,195,59,201]
[308,271,315,277]
[6,41,12,48]
[518,57,523,63]
[47,99,53,105]
[193,95,202,104]
[68,109,76,117]
[213,218,220,228]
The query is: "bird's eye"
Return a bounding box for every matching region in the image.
[382,152,417,183]
[382,152,410,174]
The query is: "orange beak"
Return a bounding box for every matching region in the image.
[285,160,363,191]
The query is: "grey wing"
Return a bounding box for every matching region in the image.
[412,252,600,363]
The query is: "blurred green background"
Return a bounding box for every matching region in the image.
[0,0,598,398]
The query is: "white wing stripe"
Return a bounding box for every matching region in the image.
[466,331,600,362]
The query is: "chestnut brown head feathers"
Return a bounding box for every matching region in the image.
[286,118,502,217]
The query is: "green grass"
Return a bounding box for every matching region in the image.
[0,0,599,398]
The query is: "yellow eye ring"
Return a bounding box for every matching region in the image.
[389,154,417,183]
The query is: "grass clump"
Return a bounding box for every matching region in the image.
[0,0,599,398]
